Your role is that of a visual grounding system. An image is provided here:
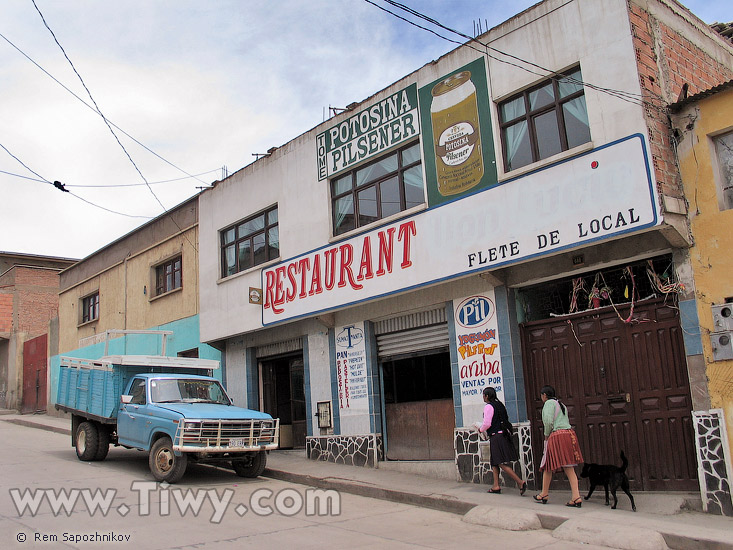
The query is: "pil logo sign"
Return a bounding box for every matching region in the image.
[336,325,364,349]
[456,295,494,328]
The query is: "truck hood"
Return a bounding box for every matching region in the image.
[157,403,274,420]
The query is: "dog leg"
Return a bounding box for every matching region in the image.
[584,483,596,501]
[611,486,618,509]
[621,479,636,512]
[604,483,610,506]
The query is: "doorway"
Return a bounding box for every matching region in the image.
[260,354,306,449]
[22,334,47,414]
[381,351,454,460]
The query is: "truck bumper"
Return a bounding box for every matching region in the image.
[172,418,279,453]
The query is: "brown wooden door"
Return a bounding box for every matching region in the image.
[521,298,697,491]
[22,334,47,414]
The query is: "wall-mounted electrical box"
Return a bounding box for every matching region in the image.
[711,331,733,361]
[712,304,733,331]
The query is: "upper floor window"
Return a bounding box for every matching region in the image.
[82,292,99,324]
[331,142,424,236]
[713,130,733,210]
[221,206,279,278]
[498,66,590,172]
[155,256,182,296]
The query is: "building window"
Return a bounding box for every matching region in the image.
[221,206,279,277]
[82,292,99,323]
[331,142,424,236]
[498,66,590,172]
[155,256,182,296]
[713,130,733,210]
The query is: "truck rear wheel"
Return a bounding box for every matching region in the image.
[95,426,110,461]
[149,436,187,483]
[75,422,99,461]
[232,451,267,478]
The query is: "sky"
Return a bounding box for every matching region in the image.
[1,0,730,261]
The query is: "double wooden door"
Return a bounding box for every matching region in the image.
[521,298,697,491]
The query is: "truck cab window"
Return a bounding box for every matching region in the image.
[129,379,147,405]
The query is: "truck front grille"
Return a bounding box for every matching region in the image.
[174,418,280,451]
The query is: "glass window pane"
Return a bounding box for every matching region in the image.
[238,215,265,237]
[174,269,181,289]
[401,143,421,165]
[267,208,278,225]
[238,240,252,271]
[529,83,555,110]
[224,245,236,276]
[333,195,355,235]
[503,121,532,171]
[562,97,591,149]
[500,96,525,122]
[356,154,398,187]
[252,234,266,266]
[534,110,562,159]
[403,165,424,209]
[332,175,352,196]
[380,176,400,218]
[223,228,235,245]
[268,227,279,260]
[358,185,378,226]
[559,69,583,98]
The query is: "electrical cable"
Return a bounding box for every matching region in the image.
[0,31,211,187]
[1,140,152,219]
[0,168,219,187]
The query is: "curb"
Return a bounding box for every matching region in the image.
[2,418,71,436]
[263,468,475,515]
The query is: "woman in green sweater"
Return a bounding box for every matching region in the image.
[533,385,584,507]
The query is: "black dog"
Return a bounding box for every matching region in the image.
[580,451,636,511]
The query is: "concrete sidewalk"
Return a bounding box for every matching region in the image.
[3,411,732,550]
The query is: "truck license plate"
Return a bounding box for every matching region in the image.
[228,438,247,448]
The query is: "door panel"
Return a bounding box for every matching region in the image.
[22,335,47,414]
[521,298,697,491]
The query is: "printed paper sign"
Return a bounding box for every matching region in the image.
[334,322,369,413]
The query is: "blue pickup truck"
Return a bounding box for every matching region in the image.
[56,355,279,483]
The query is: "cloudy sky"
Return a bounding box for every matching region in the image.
[1,0,729,260]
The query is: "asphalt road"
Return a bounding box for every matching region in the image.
[0,420,611,549]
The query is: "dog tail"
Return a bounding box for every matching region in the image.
[620,450,628,473]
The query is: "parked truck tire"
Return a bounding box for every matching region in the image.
[149,436,187,483]
[232,451,267,478]
[75,421,99,461]
[95,426,110,461]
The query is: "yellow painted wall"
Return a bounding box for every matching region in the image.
[674,86,733,460]
[58,226,199,354]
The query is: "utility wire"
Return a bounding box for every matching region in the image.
[30,0,198,251]
[0,141,151,219]
[0,31,210,188]
[368,0,667,111]
[0,168,219,187]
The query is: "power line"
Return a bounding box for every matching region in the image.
[0,32,211,188]
[0,168,219,188]
[0,141,152,219]
[368,0,666,111]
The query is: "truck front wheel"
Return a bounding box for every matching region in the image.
[232,451,267,478]
[75,422,99,461]
[149,437,187,483]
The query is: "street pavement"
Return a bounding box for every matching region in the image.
[2,410,731,550]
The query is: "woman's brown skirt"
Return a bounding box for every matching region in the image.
[541,429,583,472]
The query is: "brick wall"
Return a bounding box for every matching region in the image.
[0,293,12,333]
[628,0,733,201]
[13,267,61,337]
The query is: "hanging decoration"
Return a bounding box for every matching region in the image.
[588,273,612,309]
[569,277,586,313]
[646,260,685,297]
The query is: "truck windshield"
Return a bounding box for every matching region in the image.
[150,379,231,405]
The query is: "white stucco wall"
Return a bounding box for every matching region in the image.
[199,0,649,343]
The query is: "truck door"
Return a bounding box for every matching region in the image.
[118,377,150,448]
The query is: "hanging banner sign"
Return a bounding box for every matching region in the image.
[334,322,369,413]
[317,84,419,180]
[264,134,659,325]
[453,292,503,426]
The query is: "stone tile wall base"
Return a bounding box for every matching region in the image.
[455,422,534,488]
[306,434,383,468]
[692,409,733,516]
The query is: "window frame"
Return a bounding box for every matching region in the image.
[81,291,99,324]
[330,141,424,237]
[220,205,279,278]
[154,255,182,296]
[498,66,590,172]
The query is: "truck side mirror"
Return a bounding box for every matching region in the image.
[121,395,132,404]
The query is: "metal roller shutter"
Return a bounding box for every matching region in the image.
[375,306,449,359]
